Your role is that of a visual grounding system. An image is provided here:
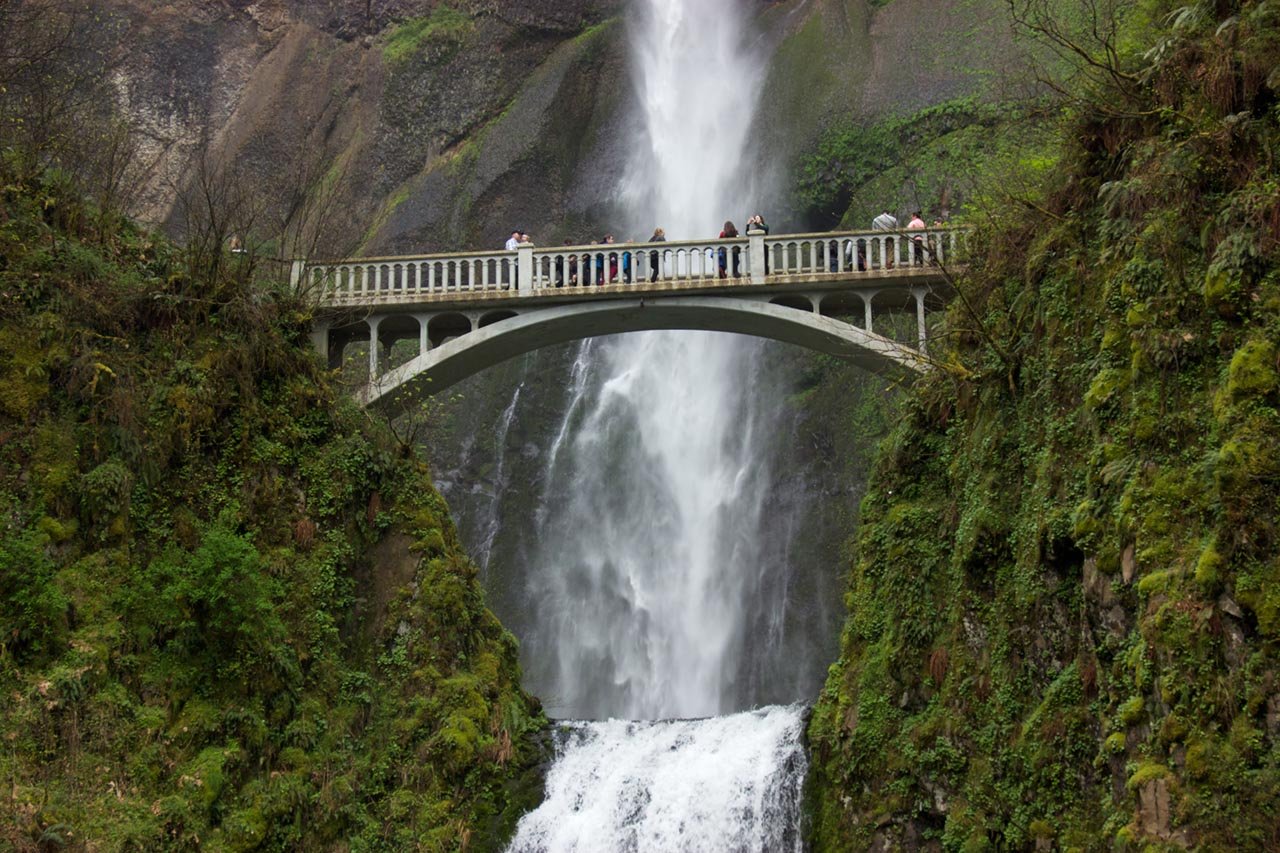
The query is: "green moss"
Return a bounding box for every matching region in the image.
[382,6,474,66]
[1226,339,1278,402]
[1194,540,1224,592]
[1126,762,1170,791]
[1106,732,1127,753]
[1204,267,1244,313]
[1136,569,1175,595]
[1084,367,1129,410]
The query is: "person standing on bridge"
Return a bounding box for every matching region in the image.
[719,221,740,278]
[747,214,769,274]
[505,230,521,251]
[907,211,926,265]
[604,234,619,283]
[872,209,897,269]
[648,227,666,282]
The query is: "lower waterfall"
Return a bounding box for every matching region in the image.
[508,706,809,853]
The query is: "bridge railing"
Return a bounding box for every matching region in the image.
[297,248,521,304]
[300,227,967,306]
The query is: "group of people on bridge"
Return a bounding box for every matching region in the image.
[503,214,773,287]
[501,207,946,287]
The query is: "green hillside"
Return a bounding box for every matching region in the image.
[806,0,1280,848]
[0,163,542,851]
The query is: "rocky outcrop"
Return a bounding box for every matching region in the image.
[100,0,623,250]
[101,0,1016,252]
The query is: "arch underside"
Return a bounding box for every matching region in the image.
[359,296,927,412]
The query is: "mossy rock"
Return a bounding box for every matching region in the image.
[1204,267,1245,315]
[1226,339,1278,402]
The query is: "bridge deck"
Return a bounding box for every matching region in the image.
[298,227,966,314]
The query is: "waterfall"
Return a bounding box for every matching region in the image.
[473,382,523,574]
[490,0,822,846]
[507,707,808,853]
[517,0,776,723]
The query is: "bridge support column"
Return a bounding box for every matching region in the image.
[310,320,330,363]
[862,290,878,333]
[517,243,534,295]
[913,288,928,354]
[748,229,766,284]
[416,313,431,357]
[367,315,384,379]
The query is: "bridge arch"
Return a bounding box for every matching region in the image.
[769,294,815,313]
[428,312,472,348]
[357,296,929,412]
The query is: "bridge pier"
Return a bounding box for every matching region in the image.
[310,320,330,364]
[367,315,383,378]
[748,229,766,285]
[913,288,928,354]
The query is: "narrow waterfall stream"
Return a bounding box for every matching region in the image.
[502,0,813,849]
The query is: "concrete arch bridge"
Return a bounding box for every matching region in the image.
[297,228,967,412]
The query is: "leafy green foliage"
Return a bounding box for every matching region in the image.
[808,0,1280,848]
[0,155,542,850]
[797,97,1055,229]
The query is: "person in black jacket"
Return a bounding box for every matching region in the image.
[648,228,666,282]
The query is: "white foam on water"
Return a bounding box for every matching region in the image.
[508,705,808,853]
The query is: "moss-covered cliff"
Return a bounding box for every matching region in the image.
[0,162,542,850]
[807,0,1280,848]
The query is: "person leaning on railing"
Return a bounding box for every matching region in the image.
[907,211,926,265]
[871,210,897,269]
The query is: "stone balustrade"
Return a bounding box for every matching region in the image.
[293,227,967,308]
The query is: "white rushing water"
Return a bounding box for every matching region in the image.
[519,0,776,723]
[508,707,808,853]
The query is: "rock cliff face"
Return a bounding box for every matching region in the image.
[102,0,1016,250]
[101,0,621,251]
